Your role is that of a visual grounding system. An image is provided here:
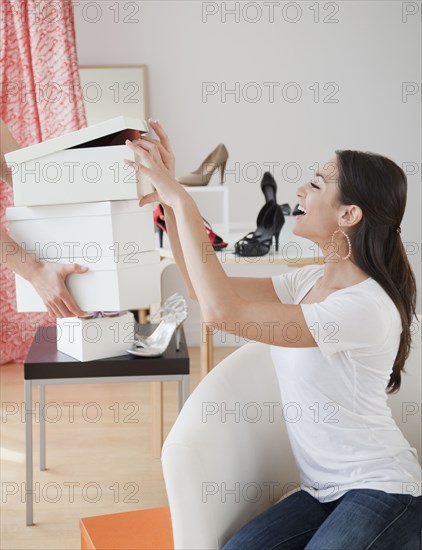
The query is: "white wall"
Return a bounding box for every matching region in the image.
[74,1,421,344]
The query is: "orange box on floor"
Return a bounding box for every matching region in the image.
[80,507,173,550]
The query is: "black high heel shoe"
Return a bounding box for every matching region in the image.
[261,172,291,214]
[262,172,291,215]
[261,171,277,202]
[236,204,285,257]
[280,203,291,216]
[234,172,277,252]
[234,200,275,252]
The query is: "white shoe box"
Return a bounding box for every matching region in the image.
[6,201,156,260]
[4,116,153,207]
[15,251,161,312]
[57,311,135,362]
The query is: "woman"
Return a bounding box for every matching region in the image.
[1,119,86,318]
[125,121,422,549]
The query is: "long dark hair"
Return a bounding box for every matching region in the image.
[334,150,417,393]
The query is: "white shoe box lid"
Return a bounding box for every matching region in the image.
[56,312,135,362]
[15,250,161,312]
[6,200,156,259]
[4,116,153,207]
[5,116,149,164]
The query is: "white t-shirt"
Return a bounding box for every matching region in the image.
[271,263,422,502]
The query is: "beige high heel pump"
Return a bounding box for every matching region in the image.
[178,143,228,186]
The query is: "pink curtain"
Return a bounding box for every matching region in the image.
[0,0,87,364]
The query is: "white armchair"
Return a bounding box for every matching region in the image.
[162,317,421,550]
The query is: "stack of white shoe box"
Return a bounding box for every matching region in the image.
[5,116,161,361]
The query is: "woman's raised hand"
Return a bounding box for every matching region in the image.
[124,118,187,209]
[142,119,175,177]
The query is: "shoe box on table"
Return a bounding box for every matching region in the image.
[4,116,161,316]
[56,311,136,362]
[4,116,152,206]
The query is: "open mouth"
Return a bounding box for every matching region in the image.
[293,205,307,216]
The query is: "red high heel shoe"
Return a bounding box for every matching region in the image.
[154,204,167,248]
[154,204,228,251]
[201,217,228,250]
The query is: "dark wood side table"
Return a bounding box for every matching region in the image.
[23,323,189,526]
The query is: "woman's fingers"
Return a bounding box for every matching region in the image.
[60,292,85,317]
[46,301,60,318]
[53,271,87,317]
[124,159,139,171]
[148,119,172,153]
[134,135,159,147]
[137,134,168,158]
[132,137,156,150]
[54,298,72,318]
[131,125,175,175]
[125,138,148,155]
[138,136,169,163]
[139,191,159,207]
[125,139,155,169]
[131,137,167,170]
[30,262,88,318]
[132,136,159,156]
[47,296,63,318]
[145,120,175,176]
[124,158,153,179]
[47,280,82,318]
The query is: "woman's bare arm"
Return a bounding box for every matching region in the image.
[0,118,19,187]
[225,277,280,302]
[162,204,198,299]
[0,118,89,317]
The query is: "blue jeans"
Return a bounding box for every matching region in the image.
[222,489,422,550]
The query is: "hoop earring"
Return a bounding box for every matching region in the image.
[330,225,352,260]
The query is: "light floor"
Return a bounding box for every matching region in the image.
[0,346,237,550]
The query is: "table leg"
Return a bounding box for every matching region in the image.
[200,313,214,378]
[24,380,33,526]
[138,308,149,324]
[151,382,163,459]
[39,384,46,471]
[179,376,189,411]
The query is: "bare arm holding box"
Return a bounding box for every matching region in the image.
[0,118,87,318]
